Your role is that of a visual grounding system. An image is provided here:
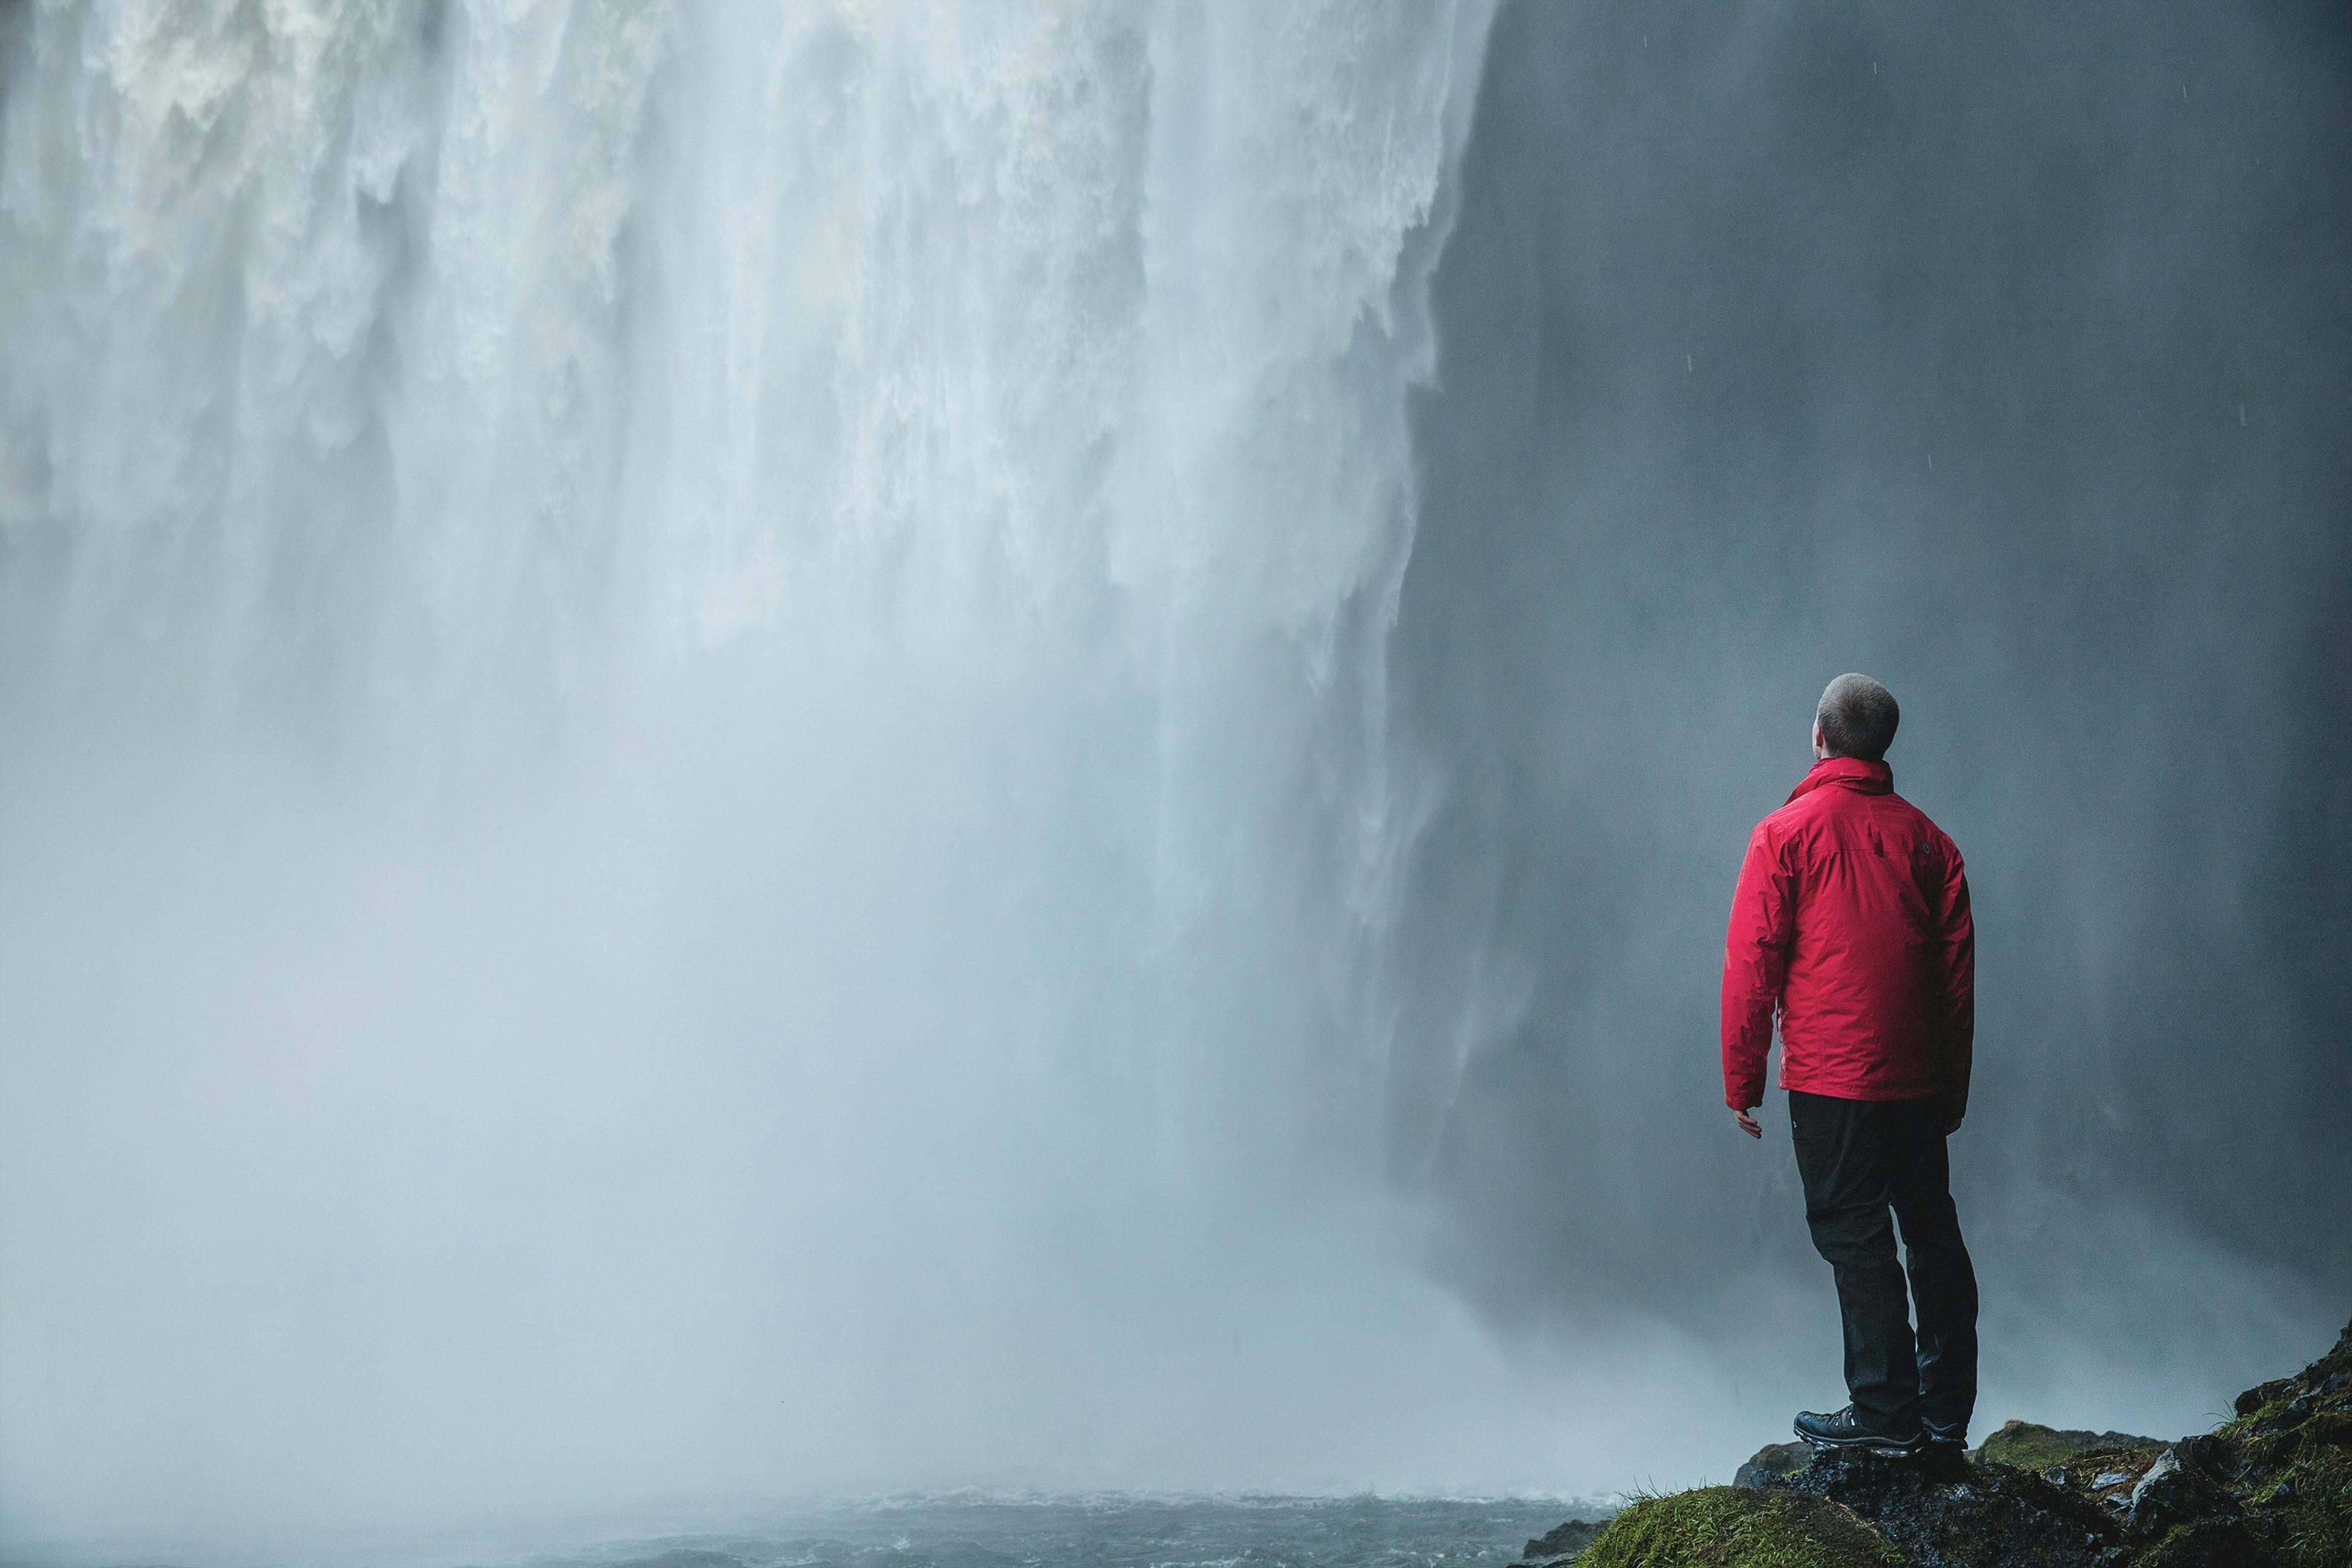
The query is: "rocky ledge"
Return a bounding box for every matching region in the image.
[1512,1311,2352,1567]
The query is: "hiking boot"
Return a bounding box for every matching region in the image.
[1922,1417,1968,1453]
[1793,1405,1924,1457]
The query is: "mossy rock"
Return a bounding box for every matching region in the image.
[1578,1486,1902,1567]
[2237,1378,2301,1419]
[1974,1421,2078,1472]
[1735,1442,1816,1490]
[1973,1419,2159,1473]
[2256,1422,2352,1568]
[2130,1515,2273,1568]
[2313,1314,2352,1381]
[2212,1316,2352,1568]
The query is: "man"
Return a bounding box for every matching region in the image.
[1721,673,1978,1458]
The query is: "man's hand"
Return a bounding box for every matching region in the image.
[1732,1106,1762,1139]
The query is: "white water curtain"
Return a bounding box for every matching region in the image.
[0,0,1570,1542]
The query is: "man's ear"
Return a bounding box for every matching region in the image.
[1811,720,1826,758]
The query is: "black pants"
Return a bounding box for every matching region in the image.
[1789,1089,1979,1436]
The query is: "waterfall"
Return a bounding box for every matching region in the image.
[0,0,1600,1538]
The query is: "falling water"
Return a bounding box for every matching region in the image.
[0,0,1754,1548]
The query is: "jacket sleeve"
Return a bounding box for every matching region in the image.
[1721,822,1796,1110]
[1933,840,1976,1119]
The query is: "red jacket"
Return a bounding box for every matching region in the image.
[1721,756,1974,1112]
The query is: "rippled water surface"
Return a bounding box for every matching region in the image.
[503,1496,1601,1568]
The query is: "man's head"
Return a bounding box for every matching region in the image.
[1812,673,1900,761]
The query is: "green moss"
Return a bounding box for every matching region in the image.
[2209,1330,2352,1568]
[2272,1441,2352,1568]
[2298,1410,2352,1447]
[2129,1518,2255,1568]
[1972,1422,2086,1472]
[2218,1396,2294,1439]
[1578,1487,1903,1568]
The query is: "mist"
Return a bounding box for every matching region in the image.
[1389,0,2351,1423]
[2,0,1640,1548]
[2,0,2348,1559]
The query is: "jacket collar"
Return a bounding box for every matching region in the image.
[1788,755,1893,803]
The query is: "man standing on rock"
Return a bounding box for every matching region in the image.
[1722,673,1979,1459]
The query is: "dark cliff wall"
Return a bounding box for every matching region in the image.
[1393,0,2352,1335]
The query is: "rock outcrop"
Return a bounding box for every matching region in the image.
[1517,1517,1608,1565]
[1732,1441,1813,1490]
[1769,1446,2125,1567]
[1570,1488,1899,1568]
[1972,1420,2163,1475]
[1527,1313,2352,1566]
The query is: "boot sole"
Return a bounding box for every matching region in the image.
[1795,1428,1924,1460]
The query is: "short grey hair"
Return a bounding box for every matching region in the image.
[1816,673,1901,761]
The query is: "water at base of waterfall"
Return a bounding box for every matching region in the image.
[4,1491,1618,1568]
[492,1494,1597,1568]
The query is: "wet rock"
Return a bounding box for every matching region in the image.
[2209,1321,2352,1566]
[1733,1441,1812,1490]
[2121,1445,2236,1537]
[2237,1378,2298,1419]
[2125,1518,2268,1568]
[1513,1516,1602,1565]
[1520,1311,2351,1567]
[1772,1446,2126,1568]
